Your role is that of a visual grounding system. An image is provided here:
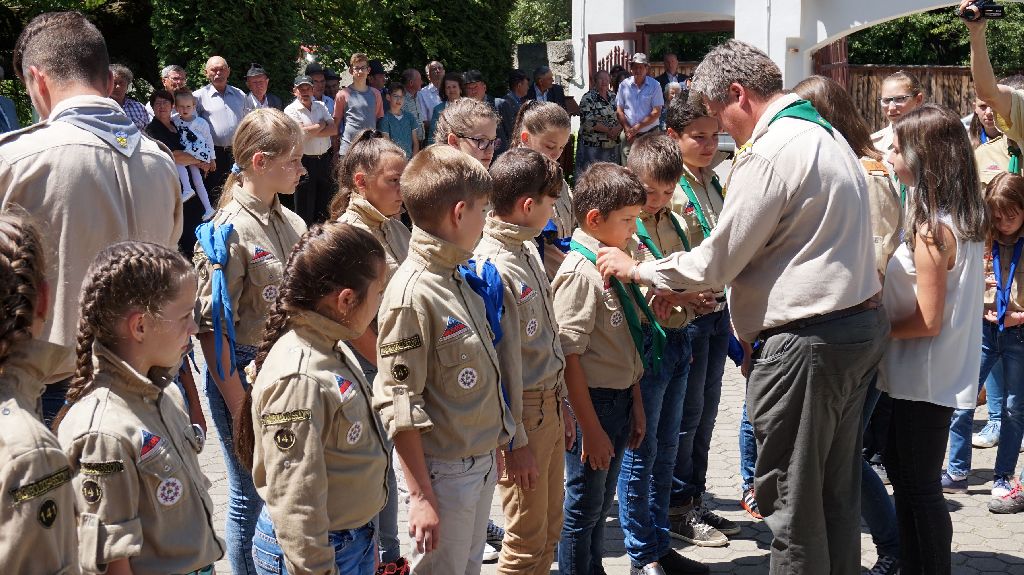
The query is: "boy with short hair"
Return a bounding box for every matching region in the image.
[336,52,384,156]
[173,89,217,220]
[553,162,652,575]
[379,82,421,158]
[473,148,573,574]
[374,144,515,575]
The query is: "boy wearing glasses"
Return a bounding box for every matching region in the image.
[379,82,421,158]
[336,52,385,156]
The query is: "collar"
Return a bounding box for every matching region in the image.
[232,185,282,225]
[744,92,801,149]
[92,343,174,401]
[639,207,671,224]
[570,228,603,254]
[249,92,269,106]
[48,94,121,120]
[288,310,361,351]
[505,91,521,105]
[484,215,541,246]
[0,339,69,403]
[347,194,388,226]
[408,226,473,270]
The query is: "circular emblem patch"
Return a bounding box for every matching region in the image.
[526,318,539,338]
[38,499,57,528]
[82,480,103,504]
[457,367,478,389]
[189,424,206,453]
[610,310,624,327]
[392,364,410,382]
[262,284,279,303]
[346,421,364,445]
[156,477,183,506]
[274,428,296,451]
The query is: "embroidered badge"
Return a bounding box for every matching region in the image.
[519,282,536,304]
[251,246,274,264]
[346,421,364,445]
[82,480,102,504]
[9,467,72,504]
[156,477,183,506]
[457,367,478,389]
[526,318,539,338]
[114,130,128,148]
[439,315,470,344]
[261,284,279,303]
[684,202,696,216]
[260,409,312,426]
[379,335,423,357]
[336,375,356,402]
[38,499,58,528]
[140,430,162,461]
[610,310,625,327]
[392,364,410,381]
[81,461,125,476]
[274,428,296,451]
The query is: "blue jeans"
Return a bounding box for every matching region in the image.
[739,403,757,491]
[861,379,900,558]
[671,309,729,506]
[619,326,691,566]
[575,144,619,176]
[560,386,633,575]
[947,321,1024,477]
[206,344,262,575]
[252,506,376,575]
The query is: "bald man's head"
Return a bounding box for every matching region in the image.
[205,56,230,89]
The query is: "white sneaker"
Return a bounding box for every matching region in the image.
[181,188,196,203]
[482,541,499,563]
[202,207,217,221]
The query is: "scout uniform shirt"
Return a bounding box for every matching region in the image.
[373,226,514,459]
[636,208,695,330]
[984,238,1024,314]
[0,339,79,574]
[860,157,903,275]
[194,187,307,347]
[251,310,390,575]
[474,216,566,448]
[337,193,411,281]
[975,134,1013,185]
[672,165,727,305]
[552,228,644,390]
[57,344,223,575]
[541,181,577,280]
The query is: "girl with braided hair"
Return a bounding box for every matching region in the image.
[0,213,79,573]
[235,222,390,575]
[54,241,223,575]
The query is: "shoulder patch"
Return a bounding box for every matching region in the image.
[380,335,423,357]
[9,467,72,504]
[80,461,125,476]
[260,409,312,426]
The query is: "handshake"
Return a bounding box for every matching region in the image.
[956,0,1005,21]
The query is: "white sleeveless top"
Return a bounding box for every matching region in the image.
[880,215,983,409]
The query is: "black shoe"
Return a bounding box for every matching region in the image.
[658,549,709,575]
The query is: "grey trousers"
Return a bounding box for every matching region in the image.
[748,306,889,575]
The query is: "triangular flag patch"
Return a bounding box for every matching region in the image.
[335,374,356,402]
[140,430,161,458]
[252,246,273,263]
[440,315,470,342]
[519,282,534,302]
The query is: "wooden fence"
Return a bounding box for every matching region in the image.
[847,65,973,132]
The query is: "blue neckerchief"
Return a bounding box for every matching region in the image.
[993,238,1024,331]
[980,129,990,144]
[51,103,142,157]
[459,259,504,345]
[196,221,238,379]
[536,218,571,263]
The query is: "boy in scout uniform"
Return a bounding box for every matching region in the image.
[472,148,570,575]
[373,145,515,575]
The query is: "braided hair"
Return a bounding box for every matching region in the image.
[0,213,45,371]
[52,241,193,429]
[234,222,386,471]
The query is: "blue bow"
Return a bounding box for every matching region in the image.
[536,218,571,263]
[196,221,237,380]
[459,259,504,345]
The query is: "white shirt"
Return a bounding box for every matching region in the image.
[417,84,441,123]
[284,98,332,156]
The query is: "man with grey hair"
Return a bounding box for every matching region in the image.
[598,39,886,574]
[193,55,245,210]
[109,64,149,130]
[147,63,188,116]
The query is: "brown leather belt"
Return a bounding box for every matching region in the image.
[757,297,881,342]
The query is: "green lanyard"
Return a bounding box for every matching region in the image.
[570,240,666,372]
[1010,143,1021,175]
[636,211,690,256]
[678,174,723,239]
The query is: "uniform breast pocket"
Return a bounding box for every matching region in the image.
[336,386,372,448]
[137,442,188,509]
[518,297,544,341]
[602,289,626,331]
[437,336,486,398]
[249,260,284,304]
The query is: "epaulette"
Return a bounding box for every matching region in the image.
[860,158,889,177]
[0,119,49,145]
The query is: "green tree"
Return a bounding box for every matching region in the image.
[509,0,570,44]
[648,31,733,63]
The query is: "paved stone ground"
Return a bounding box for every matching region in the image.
[193,355,1024,574]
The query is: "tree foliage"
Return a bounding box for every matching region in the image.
[648,32,733,63]
[510,0,570,44]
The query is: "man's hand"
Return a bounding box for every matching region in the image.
[628,393,646,449]
[504,446,540,491]
[959,0,990,32]
[597,247,637,283]
[562,402,577,450]
[581,425,615,470]
[408,492,441,554]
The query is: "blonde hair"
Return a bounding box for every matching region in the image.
[401,144,491,228]
[435,98,498,146]
[219,108,303,207]
[350,52,368,67]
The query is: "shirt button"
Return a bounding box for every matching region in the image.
[461,354,467,360]
[283,460,291,468]
[164,465,171,472]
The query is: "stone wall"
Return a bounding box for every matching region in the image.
[514,40,578,88]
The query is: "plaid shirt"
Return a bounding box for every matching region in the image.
[121,98,150,131]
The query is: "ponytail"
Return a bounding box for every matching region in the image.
[512,99,570,146]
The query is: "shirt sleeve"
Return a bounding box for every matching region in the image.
[494,271,528,449]
[996,87,1024,143]
[652,81,665,109]
[552,268,599,356]
[374,88,385,120]
[417,91,431,124]
[373,305,433,438]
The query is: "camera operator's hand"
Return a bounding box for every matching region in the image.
[959,0,989,29]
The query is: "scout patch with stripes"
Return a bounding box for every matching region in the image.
[260,409,312,426]
[140,430,162,461]
[438,315,470,344]
[335,375,356,402]
[81,461,125,476]
[9,467,71,504]
[379,335,422,357]
[518,282,536,304]
[683,202,696,216]
[251,246,274,264]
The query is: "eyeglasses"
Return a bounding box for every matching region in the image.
[879,95,914,107]
[352,66,368,72]
[456,133,497,151]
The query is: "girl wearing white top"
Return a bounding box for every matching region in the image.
[881,104,988,575]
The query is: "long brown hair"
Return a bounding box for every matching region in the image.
[53,241,193,429]
[0,212,45,369]
[219,108,304,207]
[328,130,406,219]
[511,99,570,143]
[234,223,386,471]
[985,172,1024,242]
[793,75,879,161]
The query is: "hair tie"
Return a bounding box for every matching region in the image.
[230,163,242,175]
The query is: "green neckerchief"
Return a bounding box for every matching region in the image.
[899,182,908,207]
[1010,143,1021,175]
[678,172,723,238]
[767,99,834,135]
[636,211,690,257]
[570,240,665,372]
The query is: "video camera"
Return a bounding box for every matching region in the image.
[956,0,1005,21]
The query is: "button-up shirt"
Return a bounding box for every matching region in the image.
[284,98,333,156]
[616,75,664,133]
[120,97,150,131]
[417,84,441,124]
[193,83,246,147]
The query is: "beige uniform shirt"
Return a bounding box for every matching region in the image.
[984,240,1024,311]
[0,95,182,380]
[57,344,223,575]
[195,187,307,346]
[541,181,577,280]
[995,88,1024,143]
[474,216,566,449]
[0,340,79,574]
[975,135,1012,185]
[337,194,411,281]
[552,229,644,390]
[637,208,695,330]
[251,311,390,575]
[373,227,514,459]
[637,93,881,342]
[671,167,727,301]
[861,158,903,275]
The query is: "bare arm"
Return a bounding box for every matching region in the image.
[393,430,440,554]
[349,327,378,367]
[890,225,955,339]
[197,332,247,420]
[965,16,1012,119]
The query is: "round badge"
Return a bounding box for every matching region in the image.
[610,310,624,327]
[38,499,57,528]
[457,367,478,389]
[274,428,296,451]
[189,423,206,453]
[392,364,410,382]
[262,284,279,303]
[82,480,102,504]
[526,318,539,338]
[156,477,183,506]
[346,421,364,445]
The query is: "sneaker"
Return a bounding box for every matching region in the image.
[696,493,740,536]
[941,471,968,494]
[867,554,899,575]
[482,519,502,562]
[992,475,1013,498]
[481,541,499,563]
[972,421,1000,448]
[629,564,667,575]
[202,206,217,221]
[669,507,728,547]
[181,188,196,203]
[658,549,709,575]
[375,557,410,575]
[988,480,1024,514]
[740,487,763,520]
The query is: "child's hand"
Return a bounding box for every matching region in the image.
[628,396,646,450]
[504,446,540,491]
[562,403,577,450]
[581,426,615,470]
[408,493,441,554]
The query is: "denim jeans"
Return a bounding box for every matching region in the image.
[619,326,691,566]
[739,403,756,491]
[671,309,729,506]
[947,321,1024,477]
[252,506,376,575]
[575,144,619,176]
[206,344,262,575]
[860,378,900,559]
[560,386,634,575]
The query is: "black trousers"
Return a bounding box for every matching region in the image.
[179,146,234,258]
[294,151,335,225]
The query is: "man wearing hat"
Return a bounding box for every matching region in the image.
[243,63,283,114]
[616,52,664,159]
[284,75,335,224]
[368,59,388,93]
[324,68,341,100]
[305,62,335,115]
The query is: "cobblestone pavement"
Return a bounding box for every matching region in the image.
[194,356,1024,574]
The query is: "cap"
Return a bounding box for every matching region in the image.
[246,63,267,78]
[631,53,649,65]
[293,75,314,87]
[369,60,386,75]
[463,69,485,84]
[324,68,340,81]
[304,62,325,77]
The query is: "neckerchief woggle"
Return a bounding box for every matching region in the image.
[993,238,1024,331]
[635,212,690,257]
[678,172,724,239]
[570,240,665,372]
[537,218,572,264]
[195,221,238,380]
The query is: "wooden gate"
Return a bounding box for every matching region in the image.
[813,37,850,88]
[587,32,645,82]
